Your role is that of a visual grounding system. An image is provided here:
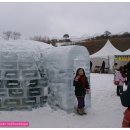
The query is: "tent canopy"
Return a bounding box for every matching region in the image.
[90,39,122,58]
[120,49,130,55]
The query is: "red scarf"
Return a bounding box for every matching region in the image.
[78,75,87,88]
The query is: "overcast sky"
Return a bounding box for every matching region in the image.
[0,2,130,39]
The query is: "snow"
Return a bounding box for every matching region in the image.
[0,40,52,52]
[70,34,96,42]
[0,40,128,127]
[0,73,126,128]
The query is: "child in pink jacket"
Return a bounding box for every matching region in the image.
[115,66,126,96]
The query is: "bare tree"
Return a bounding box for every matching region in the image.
[12,32,21,40]
[50,39,57,46]
[63,34,69,39]
[31,36,42,41]
[3,31,12,40]
[104,31,111,37]
[41,36,50,44]
[63,34,71,42]
[31,35,51,44]
[122,32,130,37]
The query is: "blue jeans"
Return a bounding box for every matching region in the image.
[76,97,85,108]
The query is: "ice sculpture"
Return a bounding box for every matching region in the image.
[0,40,51,111]
[0,40,91,112]
[45,45,91,112]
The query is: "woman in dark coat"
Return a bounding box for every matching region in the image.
[122,61,130,127]
[73,68,90,115]
[127,61,130,91]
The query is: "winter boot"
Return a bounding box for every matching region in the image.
[81,108,87,115]
[77,108,83,115]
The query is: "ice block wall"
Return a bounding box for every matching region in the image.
[0,40,90,112]
[45,46,90,112]
[0,51,48,110]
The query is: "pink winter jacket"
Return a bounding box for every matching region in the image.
[115,70,126,86]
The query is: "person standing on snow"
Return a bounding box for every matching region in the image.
[90,61,93,73]
[127,61,130,91]
[114,66,126,96]
[101,60,105,73]
[113,62,118,72]
[122,61,130,128]
[73,68,90,115]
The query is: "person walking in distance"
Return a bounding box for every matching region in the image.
[101,61,105,73]
[90,61,93,73]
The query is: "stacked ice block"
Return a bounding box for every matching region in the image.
[45,46,91,112]
[0,51,48,110]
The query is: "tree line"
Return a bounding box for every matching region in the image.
[0,31,21,40]
[30,34,71,46]
[0,31,72,47]
[89,31,130,40]
[1,30,130,47]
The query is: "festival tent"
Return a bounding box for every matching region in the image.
[122,48,130,55]
[90,39,121,58]
[114,48,130,68]
[90,39,122,73]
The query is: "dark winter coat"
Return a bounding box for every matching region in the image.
[73,76,90,97]
[102,61,105,68]
[127,62,130,82]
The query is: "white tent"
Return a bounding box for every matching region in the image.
[122,48,130,55]
[90,39,121,58]
[90,39,122,73]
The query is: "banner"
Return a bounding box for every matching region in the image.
[115,55,130,61]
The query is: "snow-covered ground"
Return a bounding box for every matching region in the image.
[0,73,126,128]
